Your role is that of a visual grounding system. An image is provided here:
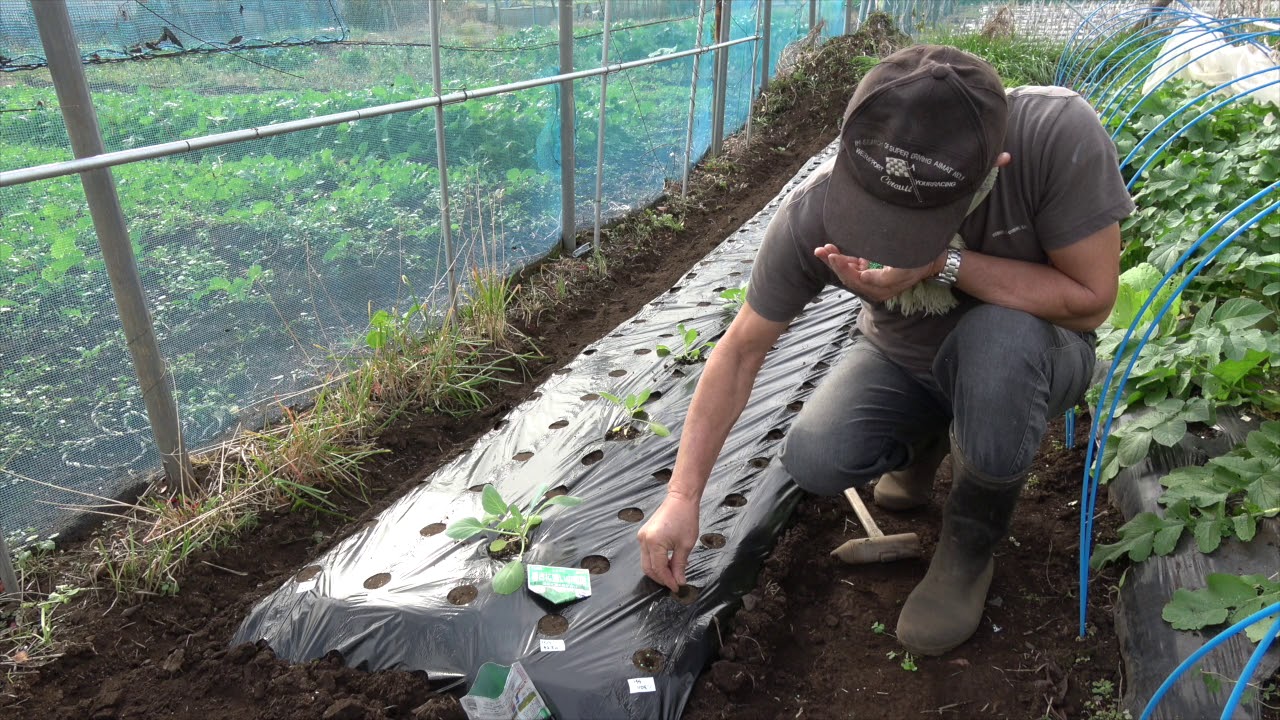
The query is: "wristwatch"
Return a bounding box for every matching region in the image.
[931,248,962,288]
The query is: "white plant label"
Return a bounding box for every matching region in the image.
[539,639,565,652]
[627,677,657,694]
[294,579,317,594]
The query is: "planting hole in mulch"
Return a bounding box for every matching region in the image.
[581,450,604,465]
[728,271,742,277]
[686,272,698,279]
[700,533,726,549]
[722,494,748,508]
[608,369,627,377]
[513,451,534,462]
[548,419,569,429]
[673,367,687,377]
[671,584,701,605]
[294,566,322,583]
[447,585,478,606]
[537,614,569,636]
[748,456,771,469]
[418,523,446,537]
[583,348,597,355]
[363,573,391,590]
[653,468,672,483]
[800,381,816,391]
[544,485,570,500]
[765,428,785,441]
[632,648,665,674]
[467,484,485,493]
[814,361,830,371]
[580,393,600,401]
[787,401,805,412]
[634,348,651,355]
[553,366,573,374]
[696,301,712,307]
[580,555,610,574]
[527,392,542,401]
[649,390,663,400]
[617,507,644,522]
[493,420,508,431]
[713,286,727,292]
[631,318,647,324]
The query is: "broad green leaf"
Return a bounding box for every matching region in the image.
[1243,476,1280,514]
[1117,430,1152,467]
[1245,612,1280,643]
[1209,351,1267,387]
[1152,522,1185,556]
[527,514,543,527]
[507,503,526,526]
[1213,298,1270,331]
[1204,573,1258,608]
[489,539,508,553]
[633,389,652,407]
[1193,516,1224,554]
[1163,587,1230,630]
[650,421,671,437]
[598,391,622,405]
[445,517,486,540]
[656,345,672,357]
[1150,418,1186,447]
[1232,513,1256,542]
[525,483,550,514]
[492,560,525,595]
[497,516,522,531]
[481,484,507,516]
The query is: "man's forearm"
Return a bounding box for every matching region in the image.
[667,346,768,503]
[953,251,1109,331]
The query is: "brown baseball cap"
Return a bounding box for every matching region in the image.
[822,45,1008,268]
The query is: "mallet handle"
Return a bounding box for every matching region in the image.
[842,488,884,539]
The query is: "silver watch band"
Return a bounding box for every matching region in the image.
[933,248,962,287]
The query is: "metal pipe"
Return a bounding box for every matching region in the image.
[591,0,614,255]
[745,0,764,148]
[30,0,194,496]
[429,1,458,308]
[810,0,818,30]
[558,0,576,256]
[762,0,772,90]
[681,0,710,197]
[2,38,757,188]
[846,0,856,33]
[0,526,18,601]
[710,0,732,155]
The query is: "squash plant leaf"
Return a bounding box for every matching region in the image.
[1090,511,1185,569]
[481,484,507,516]
[446,517,486,540]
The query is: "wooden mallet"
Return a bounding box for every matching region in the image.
[831,487,922,564]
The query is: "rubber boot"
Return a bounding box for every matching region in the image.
[895,449,1024,656]
[872,433,949,511]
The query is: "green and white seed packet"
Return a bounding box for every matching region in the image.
[461,661,552,720]
[525,564,592,604]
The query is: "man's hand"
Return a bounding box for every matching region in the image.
[814,244,943,303]
[637,492,700,591]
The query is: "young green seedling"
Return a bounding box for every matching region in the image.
[598,388,670,439]
[445,483,583,594]
[656,323,715,364]
[718,286,746,313]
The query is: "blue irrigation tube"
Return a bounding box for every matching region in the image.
[1123,77,1280,188]
[1065,408,1076,449]
[1077,184,1280,637]
[1070,7,1203,96]
[1138,602,1280,720]
[1055,0,1195,87]
[1099,24,1280,129]
[1220,611,1280,719]
[1079,10,1213,105]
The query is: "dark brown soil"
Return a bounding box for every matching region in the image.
[0,27,1212,720]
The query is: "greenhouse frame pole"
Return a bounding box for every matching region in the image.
[0,526,18,601]
[30,0,194,497]
[591,0,614,256]
[559,0,576,255]
[710,0,732,155]
[810,0,818,30]
[681,0,710,197]
[745,0,764,148]
[845,0,856,33]
[429,1,459,307]
[761,0,772,91]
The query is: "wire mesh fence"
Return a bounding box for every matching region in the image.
[2,0,1276,545]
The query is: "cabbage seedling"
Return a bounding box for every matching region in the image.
[446,483,583,594]
[599,389,670,438]
[656,323,715,364]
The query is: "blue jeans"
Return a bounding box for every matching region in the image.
[780,304,1096,494]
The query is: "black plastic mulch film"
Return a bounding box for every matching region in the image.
[1108,413,1280,720]
[235,146,849,719]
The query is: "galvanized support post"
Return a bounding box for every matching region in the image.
[681,0,710,197]
[846,0,856,33]
[745,0,764,148]
[30,0,194,497]
[0,526,18,601]
[429,1,458,307]
[761,0,772,90]
[710,0,732,156]
[810,0,818,30]
[591,0,613,255]
[558,0,577,256]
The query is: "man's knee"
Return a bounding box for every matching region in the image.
[780,421,890,497]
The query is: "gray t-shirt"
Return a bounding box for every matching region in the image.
[747,86,1136,375]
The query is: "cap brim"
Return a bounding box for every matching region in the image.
[822,149,973,269]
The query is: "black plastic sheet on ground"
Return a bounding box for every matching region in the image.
[1107,413,1280,720]
[234,146,855,719]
